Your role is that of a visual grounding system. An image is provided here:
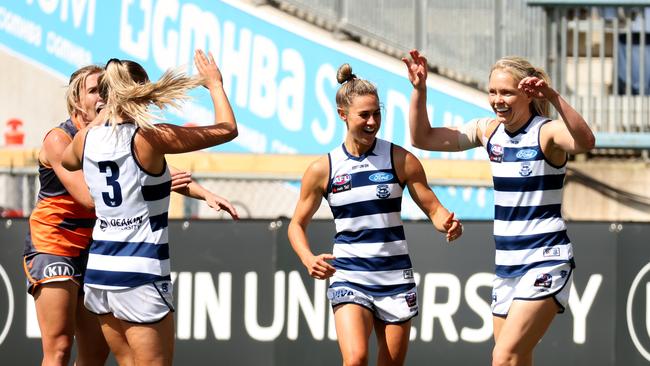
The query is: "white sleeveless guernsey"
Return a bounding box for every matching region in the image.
[82,123,172,290]
[485,115,574,278]
[326,138,415,296]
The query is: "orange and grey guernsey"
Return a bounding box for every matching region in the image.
[24,119,96,257]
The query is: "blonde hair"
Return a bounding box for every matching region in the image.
[65,65,103,116]
[335,63,379,111]
[100,59,203,128]
[489,56,551,117]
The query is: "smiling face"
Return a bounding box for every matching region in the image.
[76,72,103,126]
[488,69,532,131]
[339,94,381,154]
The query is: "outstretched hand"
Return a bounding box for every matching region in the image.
[443,212,463,242]
[205,193,240,219]
[518,76,557,100]
[305,254,336,280]
[194,49,222,90]
[402,49,428,90]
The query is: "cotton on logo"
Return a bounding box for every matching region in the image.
[0,264,15,346]
[626,262,650,361]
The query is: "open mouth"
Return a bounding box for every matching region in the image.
[95,102,105,114]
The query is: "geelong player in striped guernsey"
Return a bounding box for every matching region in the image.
[289,63,463,366]
[61,50,238,366]
[404,50,595,366]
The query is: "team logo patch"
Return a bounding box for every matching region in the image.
[542,247,560,257]
[405,292,417,308]
[42,262,76,278]
[519,162,532,176]
[516,148,538,160]
[489,144,503,163]
[560,270,568,278]
[332,174,352,193]
[369,172,394,183]
[534,273,553,288]
[492,292,497,303]
[403,269,413,279]
[376,184,391,199]
[99,218,108,231]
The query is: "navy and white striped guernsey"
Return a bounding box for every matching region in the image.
[326,138,415,296]
[485,115,574,278]
[82,122,172,290]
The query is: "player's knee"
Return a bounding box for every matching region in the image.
[492,347,517,366]
[43,335,74,364]
[343,351,369,366]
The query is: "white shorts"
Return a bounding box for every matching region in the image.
[491,262,573,317]
[327,284,418,323]
[84,281,174,323]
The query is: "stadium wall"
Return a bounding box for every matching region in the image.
[0,218,649,365]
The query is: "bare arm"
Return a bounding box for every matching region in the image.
[287,156,336,279]
[61,128,87,172]
[519,77,595,154]
[393,145,462,242]
[169,166,239,219]
[403,49,468,152]
[140,50,238,154]
[43,129,93,210]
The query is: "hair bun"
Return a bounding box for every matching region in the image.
[336,63,357,84]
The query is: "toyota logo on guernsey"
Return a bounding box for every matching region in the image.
[0,264,15,346]
[627,262,650,362]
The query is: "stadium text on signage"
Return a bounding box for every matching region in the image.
[26,270,605,345]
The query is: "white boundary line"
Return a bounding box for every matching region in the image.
[0,263,15,346]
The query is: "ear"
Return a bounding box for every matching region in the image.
[337,108,347,122]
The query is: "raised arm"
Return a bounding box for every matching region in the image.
[519,76,595,154]
[403,49,471,152]
[287,156,336,279]
[140,50,238,154]
[393,145,462,242]
[43,129,93,210]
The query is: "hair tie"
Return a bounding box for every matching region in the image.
[106,58,121,69]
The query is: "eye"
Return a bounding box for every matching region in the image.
[359,112,371,119]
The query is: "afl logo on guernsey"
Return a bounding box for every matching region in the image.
[332,174,352,193]
[516,149,538,160]
[333,174,351,185]
[369,172,393,183]
[489,144,504,163]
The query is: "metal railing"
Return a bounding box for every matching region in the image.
[266,0,650,146]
